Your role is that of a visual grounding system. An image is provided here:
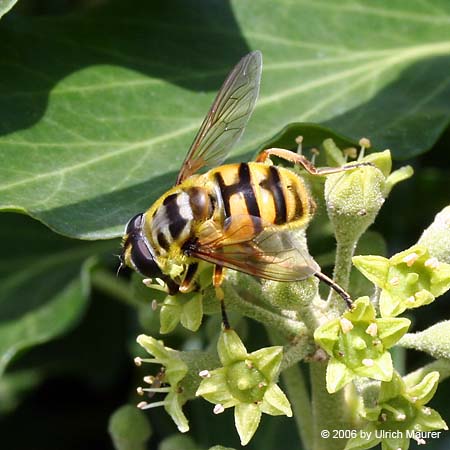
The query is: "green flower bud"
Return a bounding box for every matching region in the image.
[159,434,200,450]
[262,277,318,310]
[418,205,450,263]
[208,447,236,450]
[398,320,450,360]
[353,245,450,317]
[196,330,292,445]
[314,297,410,393]
[108,405,152,450]
[325,164,385,244]
[324,145,412,245]
[135,335,189,433]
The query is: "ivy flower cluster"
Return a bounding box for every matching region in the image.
[131,140,450,449]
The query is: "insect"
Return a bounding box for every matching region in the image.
[120,51,366,327]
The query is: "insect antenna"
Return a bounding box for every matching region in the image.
[314,272,353,309]
[114,254,125,277]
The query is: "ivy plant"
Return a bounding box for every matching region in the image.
[129,140,450,450]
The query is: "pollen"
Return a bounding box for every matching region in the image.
[344,147,357,159]
[213,404,225,415]
[407,296,416,304]
[424,257,439,269]
[134,357,143,366]
[340,317,354,333]
[362,358,374,367]
[199,370,211,378]
[359,137,371,149]
[144,376,154,384]
[389,276,400,286]
[365,322,378,337]
[137,387,144,395]
[403,252,419,267]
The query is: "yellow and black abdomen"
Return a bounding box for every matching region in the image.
[208,162,313,229]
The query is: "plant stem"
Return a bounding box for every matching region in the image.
[267,328,314,450]
[328,239,356,315]
[310,361,351,450]
[220,284,309,338]
[281,336,316,371]
[283,364,314,450]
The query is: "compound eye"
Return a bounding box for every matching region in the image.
[130,239,161,278]
[125,213,143,235]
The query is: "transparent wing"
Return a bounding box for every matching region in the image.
[176,51,262,184]
[189,216,320,282]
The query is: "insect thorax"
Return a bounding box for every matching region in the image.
[144,182,213,257]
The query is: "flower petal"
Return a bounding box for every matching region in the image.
[377,318,411,348]
[261,384,292,417]
[196,368,236,407]
[406,371,440,406]
[218,329,248,366]
[356,352,393,382]
[160,297,182,334]
[234,403,262,446]
[164,392,189,433]
[180,294,203,332]
[326,358,355,393]
[249,346,282,381]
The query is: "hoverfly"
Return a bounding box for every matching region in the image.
[121,51,362,327]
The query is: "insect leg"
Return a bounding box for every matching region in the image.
[256,147,372,176]
[179,263,199,293]
[314,271,353,309]
[213,265,230,329]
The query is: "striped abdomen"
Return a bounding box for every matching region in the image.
[209,162,313,229]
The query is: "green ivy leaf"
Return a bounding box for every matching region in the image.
[1,1,450,239]
[0,368,43,414]
[108,404,152,450]
[0,214,113,375]
[0,0,18,19]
